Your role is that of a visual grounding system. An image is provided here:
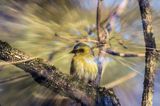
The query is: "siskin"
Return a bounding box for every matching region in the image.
[70,42,98,83]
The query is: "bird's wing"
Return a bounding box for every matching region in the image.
[70,59,76,75]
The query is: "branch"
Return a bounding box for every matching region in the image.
[0,40,121,106]
[106,49,145,57]
[138,0,157,106]
[96,0,107,43]
[96,0,107,85]
[88,0,128,35]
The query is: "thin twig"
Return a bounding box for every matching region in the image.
[95,0,106,85]
[106,49,145,57]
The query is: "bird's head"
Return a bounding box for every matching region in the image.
[70,43,93,55]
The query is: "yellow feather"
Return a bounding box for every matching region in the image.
[72,54,98,82]
[70,43,98,83]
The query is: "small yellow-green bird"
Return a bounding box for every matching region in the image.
[70,42,98,83]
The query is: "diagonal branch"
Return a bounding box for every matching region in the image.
[0,40,121,106]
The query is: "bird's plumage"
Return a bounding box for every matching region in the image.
[70,43,98,83]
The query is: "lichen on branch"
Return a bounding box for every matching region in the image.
[0,40,120,106]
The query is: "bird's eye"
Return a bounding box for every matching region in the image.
[78,49,84,53]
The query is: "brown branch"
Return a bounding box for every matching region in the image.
[94,1,130,88]
[88,5,116,35]
[96,0,108,43]
[88,0,128,35]
[96,0,103,42]
[0,40,121,106]
[95,0,107,85]
[138,0,157,106]
[117,40,128,49]
[106,49,145,57]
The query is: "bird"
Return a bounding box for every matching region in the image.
[70,42,98,84]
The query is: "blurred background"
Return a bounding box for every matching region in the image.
[0,0,160,106]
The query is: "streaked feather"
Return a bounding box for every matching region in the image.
[70,54,98,83]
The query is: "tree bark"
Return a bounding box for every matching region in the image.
[0,40,120,106]
[138,0,157,106]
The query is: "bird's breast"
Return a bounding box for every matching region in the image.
[73,55,98,82]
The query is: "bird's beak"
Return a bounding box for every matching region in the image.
[69,49,76,54]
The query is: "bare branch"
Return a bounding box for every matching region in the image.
[138,0,157,106]
[96,0,107,43]
[95,0,107,85]
[106,49,145,57]
[89,0,128,35]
